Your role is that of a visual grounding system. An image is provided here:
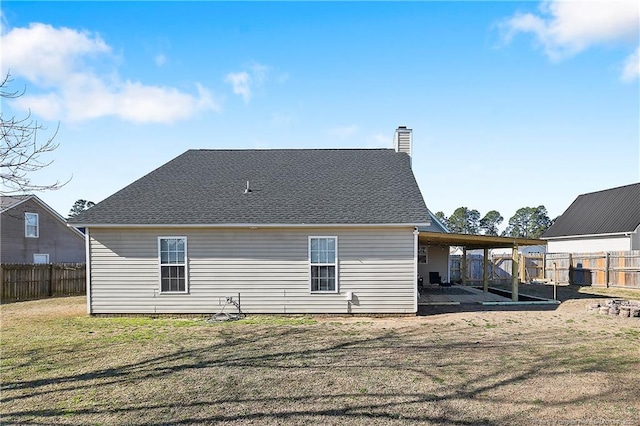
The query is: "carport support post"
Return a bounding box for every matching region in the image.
[511,246,519,302]
[462,247,467,286]
[483,247,489,293]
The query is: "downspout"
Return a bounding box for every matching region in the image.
[413,227,419,314]
[85,227,92,314]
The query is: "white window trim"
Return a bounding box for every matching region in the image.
[308,236,339,294]
[25,212,39,238]
[157,236,189,294]
[33,253,49,264]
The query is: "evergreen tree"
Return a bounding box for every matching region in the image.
[69,199,95,218]
[502,206,551,238]
[479,210,503,236]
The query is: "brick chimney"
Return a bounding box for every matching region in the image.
[393,126,412,162]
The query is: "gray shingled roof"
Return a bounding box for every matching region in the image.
[0,195,31,212]
[70,149,430,226]
[418,210,449,233]
[543,183,640,238]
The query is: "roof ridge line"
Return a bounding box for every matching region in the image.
[578,182,640,196]
[188,148,394,152]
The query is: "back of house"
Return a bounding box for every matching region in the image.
[70,127,430,315]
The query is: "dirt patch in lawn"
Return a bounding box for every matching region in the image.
[489,283,640,303]
[1,295,639,425]
[1,296,86,325]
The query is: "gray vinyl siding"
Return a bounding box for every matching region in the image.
[89,227,416,314]
[1,200,85,264]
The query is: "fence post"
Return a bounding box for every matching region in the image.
[568,253,573,284]
[604,252,610,288]
[49,264,54,297]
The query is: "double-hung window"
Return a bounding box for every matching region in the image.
[309,236,338,293]
[25,213,39,238]
[158,237,187,293]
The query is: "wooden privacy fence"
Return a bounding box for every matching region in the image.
[545,251,640,288]
[1,263,86,303]
[449,253,545,285]
[450,251,640,288]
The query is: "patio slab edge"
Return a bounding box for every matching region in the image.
[480,300,561,306]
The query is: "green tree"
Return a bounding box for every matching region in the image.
[434,211,449,230]
[447,207,480,234]
[502,206,551,239]
[69,199,95,218]
[479,210,503,236]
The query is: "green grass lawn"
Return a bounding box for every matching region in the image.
[1,295,639,425]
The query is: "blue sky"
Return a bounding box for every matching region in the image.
[2,1,638,227]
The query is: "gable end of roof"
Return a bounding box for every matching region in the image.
[543,182,640,238]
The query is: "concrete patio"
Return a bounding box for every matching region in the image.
[418,285,513,305]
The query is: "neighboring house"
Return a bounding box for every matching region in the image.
[543,183,640,253]
[1,195,86,264]
[70,126,431,315]
[488,245,546,256]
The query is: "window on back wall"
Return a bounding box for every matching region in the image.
[25,212,39,238]
[33,254,49,264]
[309,236,338,293]
[418,245,428,264]
[158,237,187,293]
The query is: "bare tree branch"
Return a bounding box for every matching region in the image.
[0,71,70,194]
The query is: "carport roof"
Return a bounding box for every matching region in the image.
[418,231,545,249]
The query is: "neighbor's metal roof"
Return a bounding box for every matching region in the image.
[543,182,640,238]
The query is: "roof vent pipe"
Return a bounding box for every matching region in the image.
[244,181,252,194]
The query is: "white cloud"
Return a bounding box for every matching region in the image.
[224,62,271,103]
[1,23,219,123]
[621,46,640,82]
[328,124,358,139]
[224,71,252,103]
[368,133,390,147]
[2,23,111,84]
[501,0,639,79]
[250,63,269,84]
[154,53,167,67]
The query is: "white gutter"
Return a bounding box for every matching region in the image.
[543,231,632,240]
[69,222,431,229]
